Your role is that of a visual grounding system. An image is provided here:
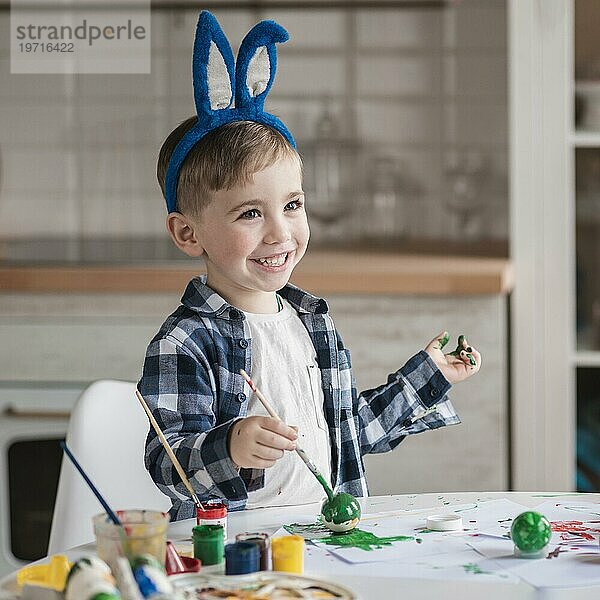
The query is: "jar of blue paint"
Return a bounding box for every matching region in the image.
[224,541,260,575]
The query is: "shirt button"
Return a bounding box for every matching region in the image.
[239,339,248,348]
[230,309,241,319]
[430,388,439,398]
[237,392,246,402]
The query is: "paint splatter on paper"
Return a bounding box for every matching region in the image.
[320,529,421,551]
[285,522,421,550]
[463,562,493,575]
[546,546,568,559]
[284,522,332,540]
[551,520,600,542]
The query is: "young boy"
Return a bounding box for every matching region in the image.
[138,12,481,521]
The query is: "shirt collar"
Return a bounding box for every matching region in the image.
[181,275,329,318]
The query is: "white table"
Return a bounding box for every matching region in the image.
[2,492,599,599]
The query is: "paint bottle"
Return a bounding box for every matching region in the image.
[196,501,228,540]
[64,556,120,600]
[192,524,225,566]
[111,557,143,600]
[16,554,71,591]
[131,555,179,599]
[271,535,304,574]
[224,542,260,575]
[235,532,270,571]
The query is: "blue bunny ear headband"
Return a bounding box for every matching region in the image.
[164,11,296,213]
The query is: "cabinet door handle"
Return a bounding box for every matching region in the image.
[1,406,71,419]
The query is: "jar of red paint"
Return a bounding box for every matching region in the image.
[196,501,228,540]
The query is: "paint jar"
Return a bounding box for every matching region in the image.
[271,535,304,574]
[235,532,270,571]
[196,501,228,540]
[16,554,71,591]
[65,556,120,600]
[131,554,175,598]
[192,524,225,566]
[93,509,169,568]
[225,542,260,575]
[164,541,201,576]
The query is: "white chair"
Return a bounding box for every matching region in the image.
[48,380,171,554]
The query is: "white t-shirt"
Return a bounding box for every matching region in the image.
[243,297,331,509]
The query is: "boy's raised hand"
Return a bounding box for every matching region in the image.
[424,331,481,384]
[228,416,297,469]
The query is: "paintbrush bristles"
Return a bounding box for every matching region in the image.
[135,390,202,509]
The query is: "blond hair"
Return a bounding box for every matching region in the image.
[157,118,302,216]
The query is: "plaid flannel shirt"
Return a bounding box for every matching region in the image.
[138,276,460,521]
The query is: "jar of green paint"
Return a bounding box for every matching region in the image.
[192,524,224,565]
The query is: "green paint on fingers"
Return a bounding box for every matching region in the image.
[448,334,476,365]
[437,332,450,350]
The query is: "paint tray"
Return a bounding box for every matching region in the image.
[169,571,358,599]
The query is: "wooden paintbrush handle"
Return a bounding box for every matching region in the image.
[135,390,200,506]
[239,370,334,499]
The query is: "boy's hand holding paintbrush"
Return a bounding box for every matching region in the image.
[228,416,298,470]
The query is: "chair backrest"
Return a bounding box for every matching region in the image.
[48,380,171,554]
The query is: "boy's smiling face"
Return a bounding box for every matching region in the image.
[186,155,309,313]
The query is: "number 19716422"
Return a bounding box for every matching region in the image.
[18,42,74,53]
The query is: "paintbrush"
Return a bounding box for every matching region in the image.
[60,441,123,526]
[135,389,204,510]
[239,369,334,501]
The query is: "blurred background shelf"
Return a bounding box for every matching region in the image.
[0,250,513,295]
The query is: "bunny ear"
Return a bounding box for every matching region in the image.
[192,11,235,117]
[235,20,289,112]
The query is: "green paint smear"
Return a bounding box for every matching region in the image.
[531,493,586,497]
[320,528,418,551]
[316,473,333,500]
[284,522,332,540]
[463,563,493,575]
[563,505,600,518]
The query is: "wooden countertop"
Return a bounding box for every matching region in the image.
[0,251,513,295]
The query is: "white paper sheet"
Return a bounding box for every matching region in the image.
[467,499,600,588]
[312,499,527,565]
[304,543,520,583]
[277,498,600,589]
[272,526,520,583]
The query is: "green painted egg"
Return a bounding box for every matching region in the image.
[321,493,361,533]
[511,511,552,553]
